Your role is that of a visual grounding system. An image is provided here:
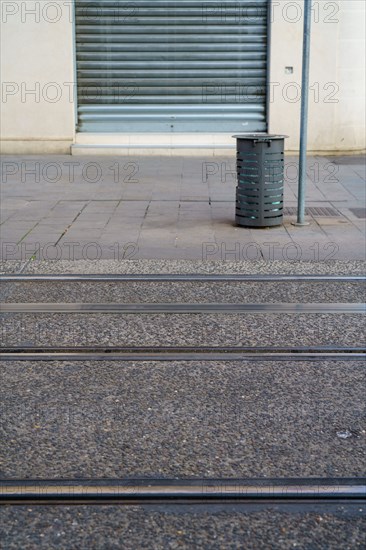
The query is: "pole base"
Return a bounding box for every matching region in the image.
[291,221,311,227]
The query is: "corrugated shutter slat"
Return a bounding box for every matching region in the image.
[75,0,268,132]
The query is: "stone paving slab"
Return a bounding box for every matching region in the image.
[1,155,365,260]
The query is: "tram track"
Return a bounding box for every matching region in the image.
[0,302,366,314]
[1,274,365,282]
[1,478,365,505]
[1,345,365,362]
[1,271,365,511]
[2,302,365,314]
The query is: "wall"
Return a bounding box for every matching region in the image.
[0,0,75,153]
[270,0,366,152]
[0,0,365,154]
[335,0,366,152]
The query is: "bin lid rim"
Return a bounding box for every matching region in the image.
[233,134,288,139]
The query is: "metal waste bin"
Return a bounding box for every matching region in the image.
[233,134,288,228]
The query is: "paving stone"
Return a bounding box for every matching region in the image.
[1,154,364,261]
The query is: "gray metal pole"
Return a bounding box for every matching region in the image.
[296,0,312,225]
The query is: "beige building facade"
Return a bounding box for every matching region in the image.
[0,0,365,155]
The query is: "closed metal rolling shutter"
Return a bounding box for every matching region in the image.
[75,0,269,133]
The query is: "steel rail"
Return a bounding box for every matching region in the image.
[1,345,365,362]
[1,302,365,314]
[1,479,365,504]
[2,353,365,362]
[2,345,365,354]
[1,274,365,282]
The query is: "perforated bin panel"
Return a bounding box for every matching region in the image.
[235,135,286,228]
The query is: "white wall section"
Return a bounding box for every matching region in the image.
[0,0,76,153]
[0,0,365,154]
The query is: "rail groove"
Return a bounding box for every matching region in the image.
[1,478,365,505]
[1,346,365,362]
[1,302,365,314]
[1,274,365,282]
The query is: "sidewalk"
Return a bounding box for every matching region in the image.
[1,154,365,261]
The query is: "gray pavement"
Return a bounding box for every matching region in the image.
[1,260,365,548]
[2,258,366,275]
[1,280,365,303]
[1,154,365,260]
[1,360,365,478]
[1,505,365,550]
[1,313,364,348]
